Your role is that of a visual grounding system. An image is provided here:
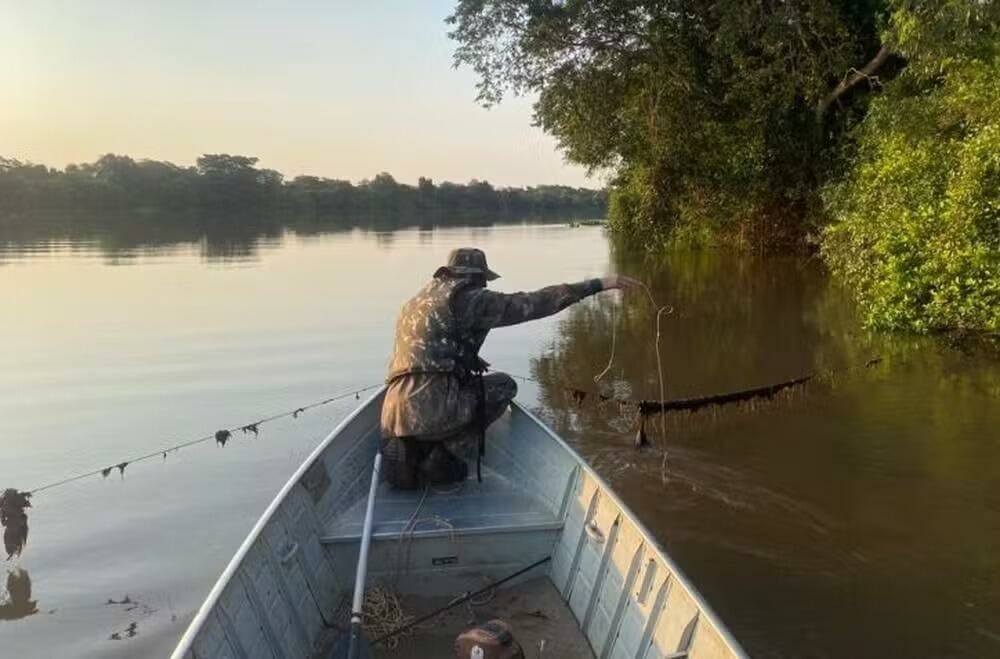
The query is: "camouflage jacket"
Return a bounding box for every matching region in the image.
[386,276,487,382]
[381,276,604,439]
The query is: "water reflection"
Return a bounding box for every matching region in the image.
[0,210,594,265]
[105,594,157,641]
[530,249,854,429]
[109,622,139,641]
[0,569,39,622]
[530,247,1000,658]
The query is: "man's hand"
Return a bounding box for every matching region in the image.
[600,274,642,291]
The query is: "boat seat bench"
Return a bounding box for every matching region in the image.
[321,469,564,545]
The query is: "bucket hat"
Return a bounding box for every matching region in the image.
[435,247,500,281]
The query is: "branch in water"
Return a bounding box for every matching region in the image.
[638,376,815,415]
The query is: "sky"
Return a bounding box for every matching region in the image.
[0,0,598,188]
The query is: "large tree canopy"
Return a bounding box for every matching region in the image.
[448,0,891,248]
[449,0,1000,333]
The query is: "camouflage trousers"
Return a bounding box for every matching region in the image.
[380,372,518,442]
[380,372,518,489]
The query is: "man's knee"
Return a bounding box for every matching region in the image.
[486,372,518,401]
[481,372,517,424]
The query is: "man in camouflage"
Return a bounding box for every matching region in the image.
[381,247,636,489]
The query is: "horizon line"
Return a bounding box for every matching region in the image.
[1,152,608,192]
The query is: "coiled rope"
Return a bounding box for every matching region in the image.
[360,586,415,650]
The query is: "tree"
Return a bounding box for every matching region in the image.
[447,0,891,249]
[195,154,274,210]
[822,1,1000,333]
[449,0,1000,332]
[0,153,607,218]
[195,154,260,178]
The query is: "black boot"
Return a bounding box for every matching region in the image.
[418,443,469,485]
[381,437,421,490]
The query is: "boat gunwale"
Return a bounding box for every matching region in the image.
[513,402,750,659]
[169,386,387,659]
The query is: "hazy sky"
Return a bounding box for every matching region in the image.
[1,1,597,187]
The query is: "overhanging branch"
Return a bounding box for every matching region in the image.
[816,43,893,123]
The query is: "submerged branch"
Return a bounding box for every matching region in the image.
[637,375,814,415]
[518,356,884,418]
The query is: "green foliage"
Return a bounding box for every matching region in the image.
[195,154,283,210]
[823,16,1000,333]
[0,154,606,219]
[450,0,1000,333]
[448,0,888,250]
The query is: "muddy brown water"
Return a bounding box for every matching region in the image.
[1,220,998,658]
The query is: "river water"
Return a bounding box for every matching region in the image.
[1,220,998,658]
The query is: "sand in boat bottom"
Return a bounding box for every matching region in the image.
[317,576,595,658]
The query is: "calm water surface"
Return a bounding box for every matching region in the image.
[1,221,998,658]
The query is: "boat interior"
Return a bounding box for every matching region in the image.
[173,395,743,659]
[318,408,591,656]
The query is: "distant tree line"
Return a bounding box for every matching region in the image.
[0,154,606,217]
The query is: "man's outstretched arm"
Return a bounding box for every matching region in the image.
[457,275,639,330]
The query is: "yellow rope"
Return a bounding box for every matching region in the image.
[361,586,417,650]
